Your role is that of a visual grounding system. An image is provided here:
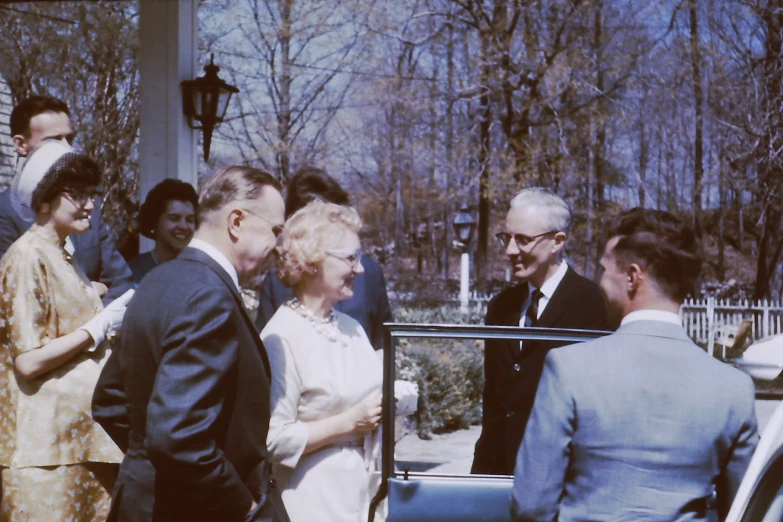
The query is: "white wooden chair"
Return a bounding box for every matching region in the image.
[714,320,753,359]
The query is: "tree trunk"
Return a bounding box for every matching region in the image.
[718,153,725,280]
[689,0,704,242]
[442,19,455,279]
[592,1,607,275]
[475,23,494,285]
[753,6,783,299]
[277,0,293,181]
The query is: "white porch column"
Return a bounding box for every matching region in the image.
[138,0,198,251]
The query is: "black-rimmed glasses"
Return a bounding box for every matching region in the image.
[61,188,100,206]
[496,230,558,249]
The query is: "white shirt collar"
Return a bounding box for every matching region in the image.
[621,309,681,327]
[188,238,240,291]
[534,261,569,300]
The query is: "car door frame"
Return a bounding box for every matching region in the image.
[369,323,610,521]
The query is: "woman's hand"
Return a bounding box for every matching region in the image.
[91,281,108,297]
[349,393,382,434]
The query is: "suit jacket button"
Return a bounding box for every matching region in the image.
[506,411,513,418]
[513,363,520,372]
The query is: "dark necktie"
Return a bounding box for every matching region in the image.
[524,289,543,327]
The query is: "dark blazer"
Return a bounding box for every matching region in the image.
[0,189,133,304]
[471,266,612,476]
[512,320,758,521]
[255,255,392,350]
[93,247,285,522]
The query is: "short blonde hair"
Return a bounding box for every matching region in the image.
[277,200,362,287]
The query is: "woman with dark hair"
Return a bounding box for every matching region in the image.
[128,178,198,284]
[0,139,132,520]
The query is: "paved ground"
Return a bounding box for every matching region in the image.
[395,400,781,474]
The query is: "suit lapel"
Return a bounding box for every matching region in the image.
[498,284,528,358]
[536,266,577,328]
[179,247,272,378]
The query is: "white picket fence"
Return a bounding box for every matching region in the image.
[681,298,783,353]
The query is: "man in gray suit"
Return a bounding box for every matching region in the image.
[511,208,758,522]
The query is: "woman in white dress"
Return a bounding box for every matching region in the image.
[262,200,383,522]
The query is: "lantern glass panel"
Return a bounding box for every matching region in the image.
[455,223,471,243]
[216,88,233,121]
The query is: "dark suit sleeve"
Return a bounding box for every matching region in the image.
[96,219,134,305]
[471,297,504,475]
[255,270,284,333]
[92,347,130,452]
[716,375,759,518]
[368,259,392,351]
[0,189,26,259]
[511,351,573,522]
[146,284,253,521]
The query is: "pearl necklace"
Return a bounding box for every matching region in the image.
[286,297,347,347]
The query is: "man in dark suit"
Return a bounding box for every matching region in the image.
[93,166,289,522]
[471,188,611,476]
[512,209,758,521]
[0,95,133,304]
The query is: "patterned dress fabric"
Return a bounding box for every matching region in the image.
[0,226,123,521]
[263,305,383,522]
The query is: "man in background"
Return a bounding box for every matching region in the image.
[0,95,132,304]
[471,188,610,476]
[511,208,758,521]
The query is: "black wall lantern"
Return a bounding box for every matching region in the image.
[453,204,476,245]
[181,54,239,161]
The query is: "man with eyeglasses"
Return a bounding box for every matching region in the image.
[471,187,612,476]
[0,95,133,305]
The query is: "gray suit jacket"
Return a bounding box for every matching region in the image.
[511,320,758,522]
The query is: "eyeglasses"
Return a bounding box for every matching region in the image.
[61,188,100,206]
[326,249,363,269]
[496,230,558,249]
[240,208,283,237]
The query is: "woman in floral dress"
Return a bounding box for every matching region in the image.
[0,140,132,521]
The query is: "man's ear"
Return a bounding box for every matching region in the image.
[12,135,29,156]
[551,231,567,253]
[226,208,243,242]
[627,263,643,296]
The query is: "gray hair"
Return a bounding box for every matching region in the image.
[509,188,571,233]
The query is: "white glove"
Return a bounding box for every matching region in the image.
[80,289,135,350]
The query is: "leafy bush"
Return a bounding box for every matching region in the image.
[394,305,485,439]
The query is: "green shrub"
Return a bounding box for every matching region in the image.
[393,305,485,439]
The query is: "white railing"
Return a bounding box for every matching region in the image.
[680,297,783,355]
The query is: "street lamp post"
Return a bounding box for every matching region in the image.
[453,204,476,314]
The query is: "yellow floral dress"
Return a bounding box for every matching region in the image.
[0,226,123,521]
